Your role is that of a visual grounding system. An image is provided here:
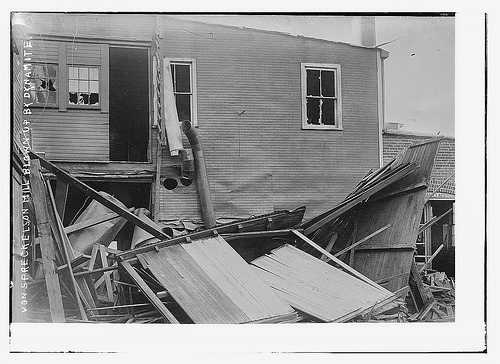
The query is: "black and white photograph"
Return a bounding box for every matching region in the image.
[7,9,488,356]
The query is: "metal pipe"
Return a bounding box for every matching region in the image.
[181,121,216,228]
[179,148,195,186]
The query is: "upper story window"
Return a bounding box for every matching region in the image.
[301,63,342,130]
[170,60,197,125]
[29,64,58,107]
[68,66,100,106]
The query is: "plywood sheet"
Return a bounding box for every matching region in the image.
[251,244,394,322]
[140,235,295,324]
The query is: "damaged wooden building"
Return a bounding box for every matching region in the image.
[11,14,452,324]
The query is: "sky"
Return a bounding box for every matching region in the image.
[176,15,455,136]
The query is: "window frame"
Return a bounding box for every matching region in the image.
[66,64,102,110]
[167,58,198,127]
[29,62,59,108]
[301,62,343,130]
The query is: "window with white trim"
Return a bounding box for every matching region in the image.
[301,63,342,130]
[170,60,197,125]
[68,66,100,106]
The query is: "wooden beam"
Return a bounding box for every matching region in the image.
[29,152,171,240]
[120,260,179,324]
[410,259,434,307]
[419,244,445,273]
[222,229,297,240]
[291,230,392,294]
[99,244,115,303]
[64,211,121,235]
[333,224,391,258]
[321,232,338,261]
[45,180,88,321]
[54,180,69,221]
[418,208,453,234]
[73,264,118,278]
[29,160,65,323]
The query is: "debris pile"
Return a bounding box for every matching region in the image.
[18,136,452,324]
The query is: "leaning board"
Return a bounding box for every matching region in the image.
[138,235,296,324]
[251,244,395,322]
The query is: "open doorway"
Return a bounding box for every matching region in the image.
[109,47,150,162]
[61,181,152,251]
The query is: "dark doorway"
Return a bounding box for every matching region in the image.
[109,47,149,162]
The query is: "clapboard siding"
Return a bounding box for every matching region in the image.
[29,39,59,63]
[158,17,380,221]
[31,109,109,161]
[66,42,101,65]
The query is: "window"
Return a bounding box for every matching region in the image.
[170,60,197,125]
[68,66,100,106]
[301,63,342,130]
[29,64,58,106]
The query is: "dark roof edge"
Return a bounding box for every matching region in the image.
[383,129,455,140]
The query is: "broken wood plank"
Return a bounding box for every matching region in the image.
[64,211,121,235]
[73,265,118,278]
[419,244,445,273]
[291,230,392,294]
[321,232,338,261]
[30,152,171,240]
[120,260,179,324]
[418,208,453,234]
[221,229,297,240]
[29,160,65,323]
[99,244,115,303]
[46,180,88,321]
[333,224,391,258]
[54,180,69,221]
[56,254,91,273]
[410,259,434,307]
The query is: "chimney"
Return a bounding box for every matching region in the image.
[351,16,376,47]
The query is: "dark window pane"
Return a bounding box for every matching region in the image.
[79,93,89,105]
[174,64,191,93]
[322,98,335,125]
[306,97,320,125]
[90,93,99,105]
[48,78,56,91]
[175,94,191,122]
[321,70,335,97]
[69,92,77,104]
[306,69,320,96]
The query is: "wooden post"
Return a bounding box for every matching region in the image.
[29,160,65,322]
[45,180,88,321]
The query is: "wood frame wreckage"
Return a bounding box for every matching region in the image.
[12,136,455,324]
